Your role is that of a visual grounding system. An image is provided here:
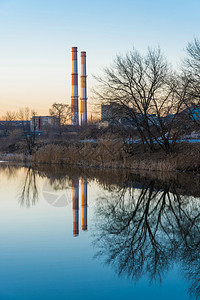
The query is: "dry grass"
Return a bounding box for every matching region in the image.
[1,153,32,163]
[3,140,200,173]
[34,144,66,164]
[33,140,126,168]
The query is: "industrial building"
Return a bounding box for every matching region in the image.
[101,103,136,125]
[30,116,57,131]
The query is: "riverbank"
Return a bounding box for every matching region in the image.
[1,141,200,173]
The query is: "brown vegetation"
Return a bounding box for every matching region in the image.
[2,139,200,174]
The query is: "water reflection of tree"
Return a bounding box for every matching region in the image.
[17,166,73,207]
[18,167,39,207]
[48,177,72,191]
[94,180,200,299]
[0,164,21,180]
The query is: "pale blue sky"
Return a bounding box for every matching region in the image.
[0,0,200,116]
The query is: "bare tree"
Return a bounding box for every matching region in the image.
[95,47,186,153]
[184,38,200,97]
[49,102,71,136]
[4,111,17,121]
[17,107,37,155]
[182,38,200,126]
[2,111,17,136]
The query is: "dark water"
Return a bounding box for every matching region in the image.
[0,164,199,300]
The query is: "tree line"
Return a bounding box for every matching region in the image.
[1,103,71,154]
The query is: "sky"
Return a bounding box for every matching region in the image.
[0,0,200,117]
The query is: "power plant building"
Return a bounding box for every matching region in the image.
[30,116,57,131]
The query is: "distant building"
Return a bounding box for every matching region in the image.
[182,104,200,121]
[101,103,130,123]
[101,104,116,122]
[101,103,137,126]
[0,120,24,128]
[30,116,57,131]
[0,120,25,136]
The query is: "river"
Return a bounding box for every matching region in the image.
[0,163,199,300]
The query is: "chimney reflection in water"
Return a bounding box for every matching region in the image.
[72,179,79,237]
[72,178,88,237]
[81,178,87,231]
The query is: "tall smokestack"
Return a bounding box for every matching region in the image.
[71,47,79,126]
[72,179,79,236]
[81,178,87,231]
[80,51,87,126]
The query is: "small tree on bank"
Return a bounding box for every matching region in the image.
[2,111,17,136]
[18,108,37,155]
[49,102,71,136]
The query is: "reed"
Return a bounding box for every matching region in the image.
[4,141,200,173]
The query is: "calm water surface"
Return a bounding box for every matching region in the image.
[0,164,199,300]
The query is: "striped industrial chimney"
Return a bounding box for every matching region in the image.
[72,179,79,236]
[81,178,87,231]
[80,51,87,126]
[71,47,79,126]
